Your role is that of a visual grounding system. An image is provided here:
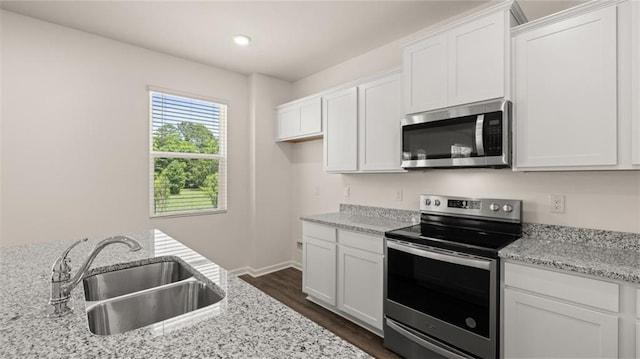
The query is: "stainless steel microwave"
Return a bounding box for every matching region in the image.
[401,99,511,169]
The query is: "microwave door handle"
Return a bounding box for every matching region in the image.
[475,114,485,156]
[386,240,491,270]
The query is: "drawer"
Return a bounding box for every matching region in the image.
[302,221,336,243]
[338,229,383,254]
[504,262,619,312]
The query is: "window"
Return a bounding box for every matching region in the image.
[149,89,226,216]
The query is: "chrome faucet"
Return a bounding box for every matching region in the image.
[47,235,142,316]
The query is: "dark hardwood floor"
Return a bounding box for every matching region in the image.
[240,267,401,359]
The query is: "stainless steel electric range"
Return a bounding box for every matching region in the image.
[384,195,522,359]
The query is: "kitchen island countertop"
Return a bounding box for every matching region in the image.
[0,230,371,358]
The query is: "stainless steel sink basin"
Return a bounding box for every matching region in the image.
[83,260,193,301]
[82,259,225,335]
[86,279,223,335]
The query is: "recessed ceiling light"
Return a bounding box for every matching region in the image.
[233,34,251,46]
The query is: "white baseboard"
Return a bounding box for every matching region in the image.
[230,260,301,277]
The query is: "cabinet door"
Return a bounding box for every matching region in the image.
[514,6,618,169]
[323,87,358,172]
[504,288,618,358]
[277,106,300,140]
[337,245,383,330]
[637,322,640,359]
[299,98,322,136]
[302,236,336,305]
[448,11,505,106]
[403,33,448,114]
[633,0,640,166]
[358,73,403,172]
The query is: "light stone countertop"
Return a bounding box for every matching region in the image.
[300,204,418,237]
[300,212,414,237]
[499,235,640,284]
[0,230,371,358]
[301,204,640,285]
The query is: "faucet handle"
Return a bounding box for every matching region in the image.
[51,238,87,282]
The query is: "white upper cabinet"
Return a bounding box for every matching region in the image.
[448,11,505,106]
[323,70,405,173]
[323,87,359,172]
[358,72,403,172]
[513,5,618,170]
[633,0,640,166]
[512,1,640,171]
[276,97,322,142]
[277,105,299,140]
[299,99,322,136]
[403,3,521,115]
[403,33,448,114]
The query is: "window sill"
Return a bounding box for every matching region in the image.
[150,209,227,219]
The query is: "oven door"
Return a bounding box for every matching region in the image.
[384,238,497,359]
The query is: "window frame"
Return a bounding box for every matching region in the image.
[148,87,227,218]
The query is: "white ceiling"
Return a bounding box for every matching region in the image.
[0,1,586,82]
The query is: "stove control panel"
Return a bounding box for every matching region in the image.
[420,194,522,222]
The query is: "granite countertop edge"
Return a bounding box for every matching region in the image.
[500,236,640,285]
[300,212,413,237]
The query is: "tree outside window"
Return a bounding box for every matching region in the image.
[150,91,226,216]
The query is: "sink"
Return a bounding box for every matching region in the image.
[86,279,223,335]
[82,258,225,335]
[83,260,193,301]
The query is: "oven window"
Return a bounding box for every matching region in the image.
[387,246,491,338]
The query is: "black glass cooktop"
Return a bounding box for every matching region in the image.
[385,215,522,258]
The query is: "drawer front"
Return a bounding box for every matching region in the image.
[302,221,336,243]
[504,262,619,312]
[338,229,383,254]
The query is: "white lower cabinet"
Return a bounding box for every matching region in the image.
[302,221,384,335]
[302,222,336,306]
[637,289,640,358]
[337,241,383,331]
[502,261,640,359]
[637,322,640,359]
[504,288,618,358]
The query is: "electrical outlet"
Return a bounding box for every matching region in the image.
[312,186,320,196]
[296,241,303,250]
[394,189,403,201]
[550,194,565,213]
[343,186,350,197]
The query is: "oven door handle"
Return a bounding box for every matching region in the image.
[386,318,473,359]
[386,240,491,270]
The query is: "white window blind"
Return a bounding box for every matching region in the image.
[149,90,227,216]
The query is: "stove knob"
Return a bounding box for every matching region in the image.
[503,204,513,213]
[489,203,500,211]
[425,199,431,206]
[434,199,441,207]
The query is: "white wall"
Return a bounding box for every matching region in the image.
[0,10,251,270]
[247,73,295,272]
[289,6,640,254]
